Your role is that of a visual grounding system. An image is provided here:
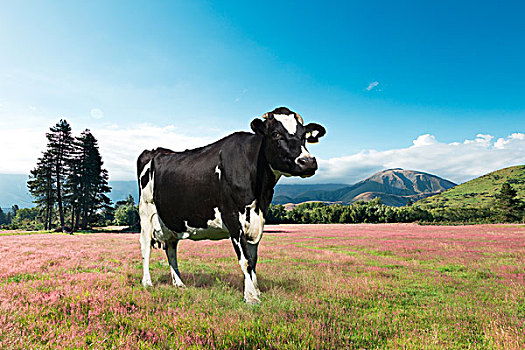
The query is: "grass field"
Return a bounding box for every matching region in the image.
[0,224,524,349]
[418,165,525,208]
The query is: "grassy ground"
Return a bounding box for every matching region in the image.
[418,165,525,208]
[0,224,523,349]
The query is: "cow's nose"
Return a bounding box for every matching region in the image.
[297,156,317,170]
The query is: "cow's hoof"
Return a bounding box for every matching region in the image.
[142,279,153,288]
[174,283,186,289]
[244,295,261,304]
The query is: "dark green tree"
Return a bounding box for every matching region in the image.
[11,205,19,218]
[114,195,139,227]
[10,207,43,230]
[267,204,287,224]
[0,206,6,226]
[72,129,112,229]
[64,139,82,229]
[28,150,56,230]
[494,181,523,222]
[46,119,75,228]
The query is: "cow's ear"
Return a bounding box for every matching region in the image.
[304,123,326,143]
[250,118,267,136]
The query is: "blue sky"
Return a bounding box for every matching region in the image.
[0,1,523,183]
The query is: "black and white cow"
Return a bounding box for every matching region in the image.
[137,107,326,303]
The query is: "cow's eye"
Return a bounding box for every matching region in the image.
[272,132,282,140]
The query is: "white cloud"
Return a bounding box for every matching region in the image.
[463,133,493,145]
[1,122,523,186]
[0,127,47,175]
[0,123,222,180]
[292,132,525,185]
[412,134,437,147]
[365,81,379,91]
[91,124,221,180]
[494,132,525,149]
[90,108,104,119]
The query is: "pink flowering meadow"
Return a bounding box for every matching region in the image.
[0,224,524,349]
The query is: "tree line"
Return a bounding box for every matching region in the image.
[2,181,523,230]
[26,119,111,231]
[267,182,525,225]
[0,194,139,231]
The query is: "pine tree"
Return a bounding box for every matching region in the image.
[0,206,6,226]
[28,150,56,230]
[46,119,75,228]
[11,205,19,217]
[494,181,523,222]
[74,130,112,229]
[64,136,83,230]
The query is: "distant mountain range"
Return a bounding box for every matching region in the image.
[3,165,523,211]
[417,165,525,208]
[273,169,456,206]
[0,174,35,208]
[0,168,455,209]
[0,174,138,210]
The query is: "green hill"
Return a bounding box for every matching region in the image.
[416,165,525,208]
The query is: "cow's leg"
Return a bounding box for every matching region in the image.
[246,242,261,297]
[139,222,153,287]
[164,239,185,288]
[224,215,260,303]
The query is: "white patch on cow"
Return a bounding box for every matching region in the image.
[140,167,154,203]
[295,145,312,165]
[207,207,224,229]
[250,270,260,296]
[177,207,228,241]
[312,130,319,137]
[274,113,298,135]
[181,218,229,241]
[241,200,265,244]
[215,165,221,180]
[140,160,152,179]
[138,164,156,287]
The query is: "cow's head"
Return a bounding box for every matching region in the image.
[251,107,326,178]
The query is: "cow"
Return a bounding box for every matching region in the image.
[137,107,326,303]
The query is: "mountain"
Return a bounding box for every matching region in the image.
[272,169,456,206]
[0,174,139,209]
[273,184,348,204]
[416,165,525,208]
[0,169,455,209]
[109,181,139,204]
[0,174,34,209]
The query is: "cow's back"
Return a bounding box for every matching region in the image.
[137,132,266,236]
